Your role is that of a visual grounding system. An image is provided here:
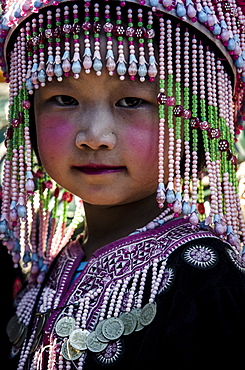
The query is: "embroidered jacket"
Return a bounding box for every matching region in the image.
[7,218,245,369]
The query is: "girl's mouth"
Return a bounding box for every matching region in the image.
[73,164,126,175]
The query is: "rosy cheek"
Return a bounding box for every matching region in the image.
[36,115,73,160]
[123,120,159,162]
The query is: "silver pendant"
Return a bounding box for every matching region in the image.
[86,331,108,353]
[61,339,83,361]
[119,312,137,335]
[95,320,110,343]
[102,317,125,341]
[55,316,76,337]
[140,303,157,326]
[69,328,90,351]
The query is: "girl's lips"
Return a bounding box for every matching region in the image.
[74,165,126,175]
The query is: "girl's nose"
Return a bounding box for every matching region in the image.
[75,110,117,150]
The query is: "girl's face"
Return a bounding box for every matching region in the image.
[34,70,164,206]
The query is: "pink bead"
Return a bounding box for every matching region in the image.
[22,100,31,109]
[166,96,176,106]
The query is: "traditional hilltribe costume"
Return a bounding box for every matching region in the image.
[1,0,245,368]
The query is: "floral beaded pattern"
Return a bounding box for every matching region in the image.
[182,244,218,269]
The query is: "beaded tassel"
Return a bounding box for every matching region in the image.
[156,16,166,208]
[62,6,72,77]
[127,8,138,80]
[72,4,82,79]
[165,19,175,206]
[147,11,157,81]
[82,0,92,73]
[104,4,115,76]
[37,13,46,87]
[115,5,127,80]
[137,8,147,82]
[93,2,103,76]
[173,24,183,216]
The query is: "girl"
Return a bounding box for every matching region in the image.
[1,0,245,368]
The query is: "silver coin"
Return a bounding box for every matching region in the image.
[87,331,108,353]
[61,339,83,361]
[131,309,144,332]
[140,302,157,326]
[55,316,76,337]
[6,315,25,344]
[119,312,137,335]
[95,320,109,343]
[102,317,124,341]
[69,328,90,351]
[35,314,47,337]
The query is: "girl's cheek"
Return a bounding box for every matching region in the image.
[123,118,158,160]
[37,116,73,157]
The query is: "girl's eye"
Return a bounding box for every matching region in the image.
[115,97,143,108]
[53,95,78,106]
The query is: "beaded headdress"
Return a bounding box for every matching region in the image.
[1,0,245,283]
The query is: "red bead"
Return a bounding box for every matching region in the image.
[199,120,210,130]
[63,24,72,34]
[218,139,229,152]
[227,149,233,160]
[125,26,135,37]
[114,25,125,37]
[135,27,146,38]
[43,180,53,190]
[12,118,20,127]
[93,21,102,33]
[72,24,81,35]
[45,28,53,38]
[5,126,13,140]
[103,22,114,33]
[22,100,31,110]
[231,155,237,165]
[157,93,167,105]
[173,105,184,117]
[197,202,205,214]
[182,109,192,119]
[166,96,176,106]
[82,21,91,31]
[54,186,60,198]
[207,128,221,139]
[146,29,155,39]
[62,192,73,203]
[18,112,24,124]
[190,117,200,129]
[39,31,45,43]
[35,169,45,179]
